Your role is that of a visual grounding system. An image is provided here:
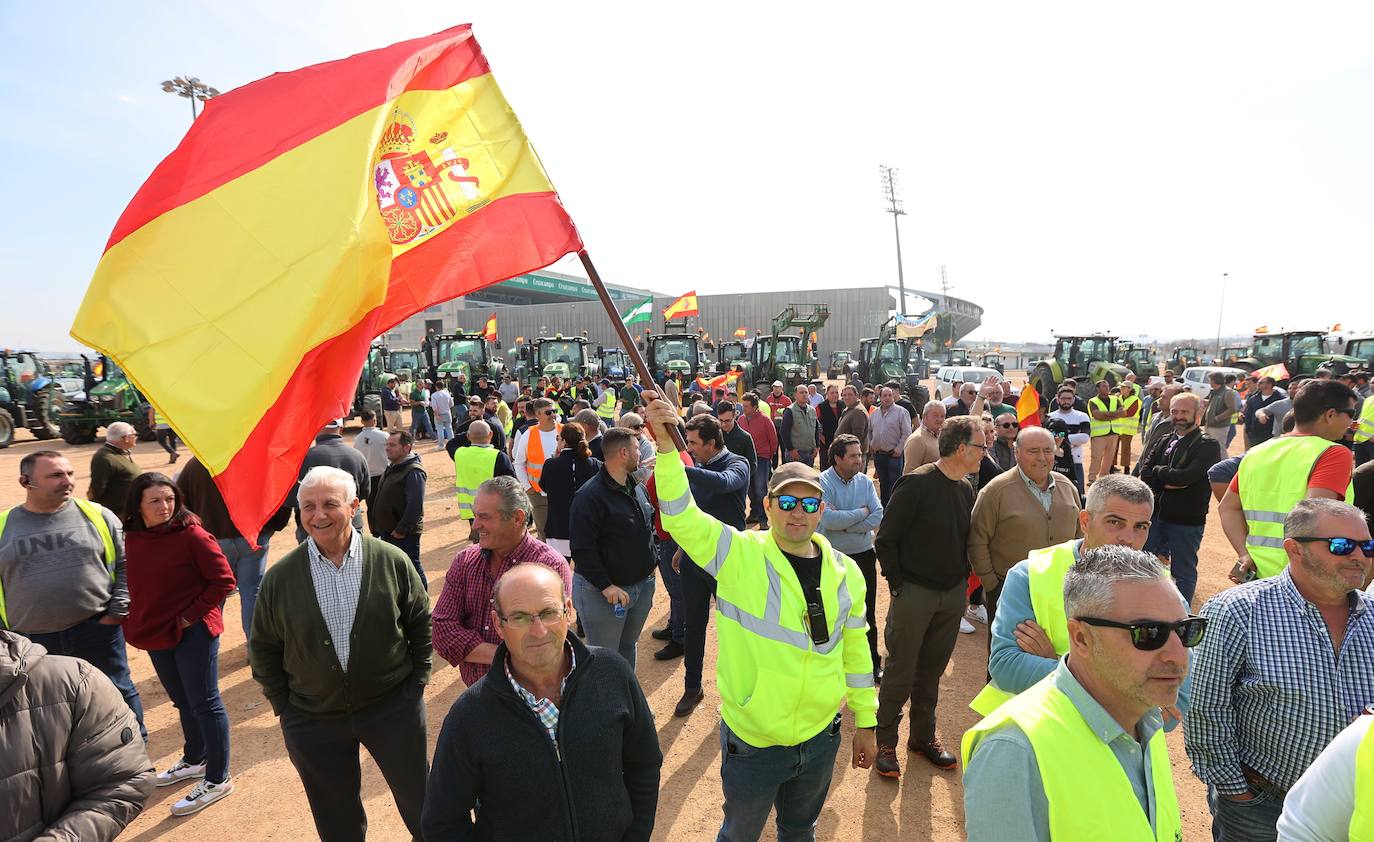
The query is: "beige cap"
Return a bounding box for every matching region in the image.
[768,462,824,496]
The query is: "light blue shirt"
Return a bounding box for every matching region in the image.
[816,467,883,554]
[1018,467,1055,513]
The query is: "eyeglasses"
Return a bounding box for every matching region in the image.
[963,442,987,451]
[997,421,1018,429]
[497,607,566,628]
[1075,616,1208,650]
[1292,537,1374,556]
[772,494,821,513]
[628,423,645,430]
[541,409,557,416]
[1334,406,1359,418]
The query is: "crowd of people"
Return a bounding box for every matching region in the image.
[1,359,1372,842]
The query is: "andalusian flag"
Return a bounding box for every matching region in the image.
[71,26,582,539]
[484,313,498,341]
[622,296,652,326]
[663,290,699,320]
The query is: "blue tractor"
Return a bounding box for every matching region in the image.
[0,350,60,448]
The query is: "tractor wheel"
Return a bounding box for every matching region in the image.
[909,384,930,410]
[31,385,59,440]
[60,420,97,445]
[0,408,14,449]
[1032,365,1057,405]
[363,393,383,422]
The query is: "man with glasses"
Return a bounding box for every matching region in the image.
[990,414,1018,472]
[873,415,985,777]
[424,563,662,841]
[963,546,1196,842]
[1220,380,1359,582]
[1186,498,1374,842]
[513,397,562,538]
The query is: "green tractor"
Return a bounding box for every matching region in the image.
[827,350,854,380]
[854,319,929,406]
[1029,335,1130,402]
[517,334,593,383]
[1116,342,1157,381]
[1232,331,1363,383]
[1344,334,1374,371]
[747,304,829,392]
[0,349,61,448]
[946,347,973,366]
[433,332,503,384]
[1219,344,1251,367]
[55,355,154,445]
[641,328,701,386]
[1167,346,1202,375]
[717,340,749,377]
[978,351,1005,374]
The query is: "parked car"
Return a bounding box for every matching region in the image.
[1179,365,1248,399]
[932,365,1008,400]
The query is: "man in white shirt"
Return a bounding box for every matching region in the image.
[1046,383,1091,498]
[353,410,390,510]
[430,383,455,450]
[1276,710,1374,841]
[512,397,561,538]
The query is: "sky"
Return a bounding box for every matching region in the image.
[2,1,1372,352]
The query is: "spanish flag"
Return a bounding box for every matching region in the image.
[484,313,498,341]
[1016,383,1042,428]
[663,291,700,321]
[71,26,582,540]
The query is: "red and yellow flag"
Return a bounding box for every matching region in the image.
[484,313,498,341]
[1016,383,1042,427]
[663,291,699,320]
[71,25,582,539]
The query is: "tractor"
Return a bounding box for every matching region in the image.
[1167,346,1202,375]
[978,351,1005,374]
[350,342,413,421]
[854,319,929,406]
[748,304,830,392]
[0,349,61,448]
[827,350,854,380]
[596,347,633,383]
[716,340,749,377]
[517,334,593,383]
[1231,331,1363,383]
[640,327,702,385]
[55,355,153,445]
[1029,335,1131,402]
[1116,343,1157,381]
[1343,334,1374,372]
[1219,344,1251,367]
[945,347,973,366]
[433,332,503,384]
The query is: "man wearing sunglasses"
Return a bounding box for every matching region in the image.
[963,546,1195,842]
[1220,379,1359,582]
[1187,498,1374,842]
[642,394,877,842]
[512,397,561,538]
[989,414,1018,472]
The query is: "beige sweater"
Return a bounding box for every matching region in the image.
[902,426,940,473]
[967,468,1083,589]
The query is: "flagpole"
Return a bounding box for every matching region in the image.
[577,249,687,452]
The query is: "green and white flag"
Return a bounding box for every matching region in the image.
[622,296,653,326]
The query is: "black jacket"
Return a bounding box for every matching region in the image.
[722,424,758,467]
[569,469,656,589]
[368,453,427,536]
[291,434,371,531]
[684,448,751,531]
[542,451,604,541]
[1134,427,1223,526]
[423,636,661,842]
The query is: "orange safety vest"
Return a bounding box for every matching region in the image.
[525,423,561,493]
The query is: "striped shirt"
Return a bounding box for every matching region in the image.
[305,529,364,672]
[504,642,576,744]
[1185,569,1374,794]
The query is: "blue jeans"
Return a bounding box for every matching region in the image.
[434,413,453,445]
[572,572,655,671]
[717,715,842,842]
[788,449,816,467]
[873,452,904,506]
[1143,519,1205,604]
[657,537,685,644]
[28,614,146,738]
[1208,784,1284,842]
[411,407,434,438]
[749,458,772,526]
[149,621,230,783]
[380,531,426,587]
[217,535,269,640]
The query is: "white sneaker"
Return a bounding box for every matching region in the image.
[965,604,989,625]
[155,759,206,787]
[959,618,976,634]
[171,777,234,816]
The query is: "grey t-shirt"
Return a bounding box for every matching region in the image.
[0,501,127,634]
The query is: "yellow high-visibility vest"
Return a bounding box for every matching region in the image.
[1238,435,1354,578]
[1113,394,1141,436]
[1353,715,1374,840]
[1356,395,1374,444]
[1088,395,1120,437]
[453,446,500,521]
[0,498,116,629]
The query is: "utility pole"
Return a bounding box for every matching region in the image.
[879,165,908,316]
[1214,272,1228,360]
[160,76,221,123]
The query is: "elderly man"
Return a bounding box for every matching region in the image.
[432,477,570,687]
[368,430,428,585]
[963,547,1196,842]
[818,433,884,682]
[250,465,431,842]
[968,427,1083,635]
[902,400,946,473]
[1186,498,1374,842]
[572,407,606,460]
[88,422,141,514]
[292,418,370,541]
[868,385,912,505]
[424,564,662,841]
[513,397,561,538]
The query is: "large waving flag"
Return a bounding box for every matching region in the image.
[72,25,582,540]
[663,291,699,321]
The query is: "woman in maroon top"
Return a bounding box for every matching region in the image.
[121,472,236,817]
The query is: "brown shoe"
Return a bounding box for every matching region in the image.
[909,736,957,770]
[874,744,901,779]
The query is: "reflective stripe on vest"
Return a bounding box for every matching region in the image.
[1088,395,1120,437]
[525,424,560,493]
[453,446,500,520]
[1352,716,1374,840]
[1239,435,1354,579]
[970,540,1078,716]
[962,676,1182,842]
[1113,395,1141,436]
[0,498,116,630]
[1357,395,1374,444]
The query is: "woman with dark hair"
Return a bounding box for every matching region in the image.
[120,472,236,817]
[539,424,603,558]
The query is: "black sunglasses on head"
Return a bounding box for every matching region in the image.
[1076,616,1207,651]
[1292,536,1374,556]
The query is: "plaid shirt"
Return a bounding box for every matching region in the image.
[431,533,571,686]
[305,528,364,672]
[505,642,576,744]
[1185,569,1374,794]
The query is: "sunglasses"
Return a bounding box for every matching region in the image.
[541,409,557,416]
[1334,406,1359,418]
[1076,616,1208,651]
[997,421,1018,429]
[628,423,645,430]
[1292,536,1374,556]
[772,494,821,513]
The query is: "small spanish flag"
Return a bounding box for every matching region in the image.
[733,328,747,338]
[71,25,582,540]
[484,313,498,341]
[1016,383,1042,428]
[663,291,699,321]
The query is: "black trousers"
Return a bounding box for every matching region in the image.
[876,580,965,747]
[682,561,717,691]
[849,549,881,669]
[280,680,428,842]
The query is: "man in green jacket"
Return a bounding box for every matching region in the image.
[88,422,141,515]
[249,465,431,842]
[644,394,877,842]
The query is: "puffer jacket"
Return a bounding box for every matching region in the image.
[0,631,154,841]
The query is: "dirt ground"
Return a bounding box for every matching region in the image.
[1,391,1236,841]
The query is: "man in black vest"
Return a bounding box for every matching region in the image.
[369,430,428,586]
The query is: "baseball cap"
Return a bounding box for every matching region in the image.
[772,380,784,388]
[323,417,344,429]
[768,462,823,496]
